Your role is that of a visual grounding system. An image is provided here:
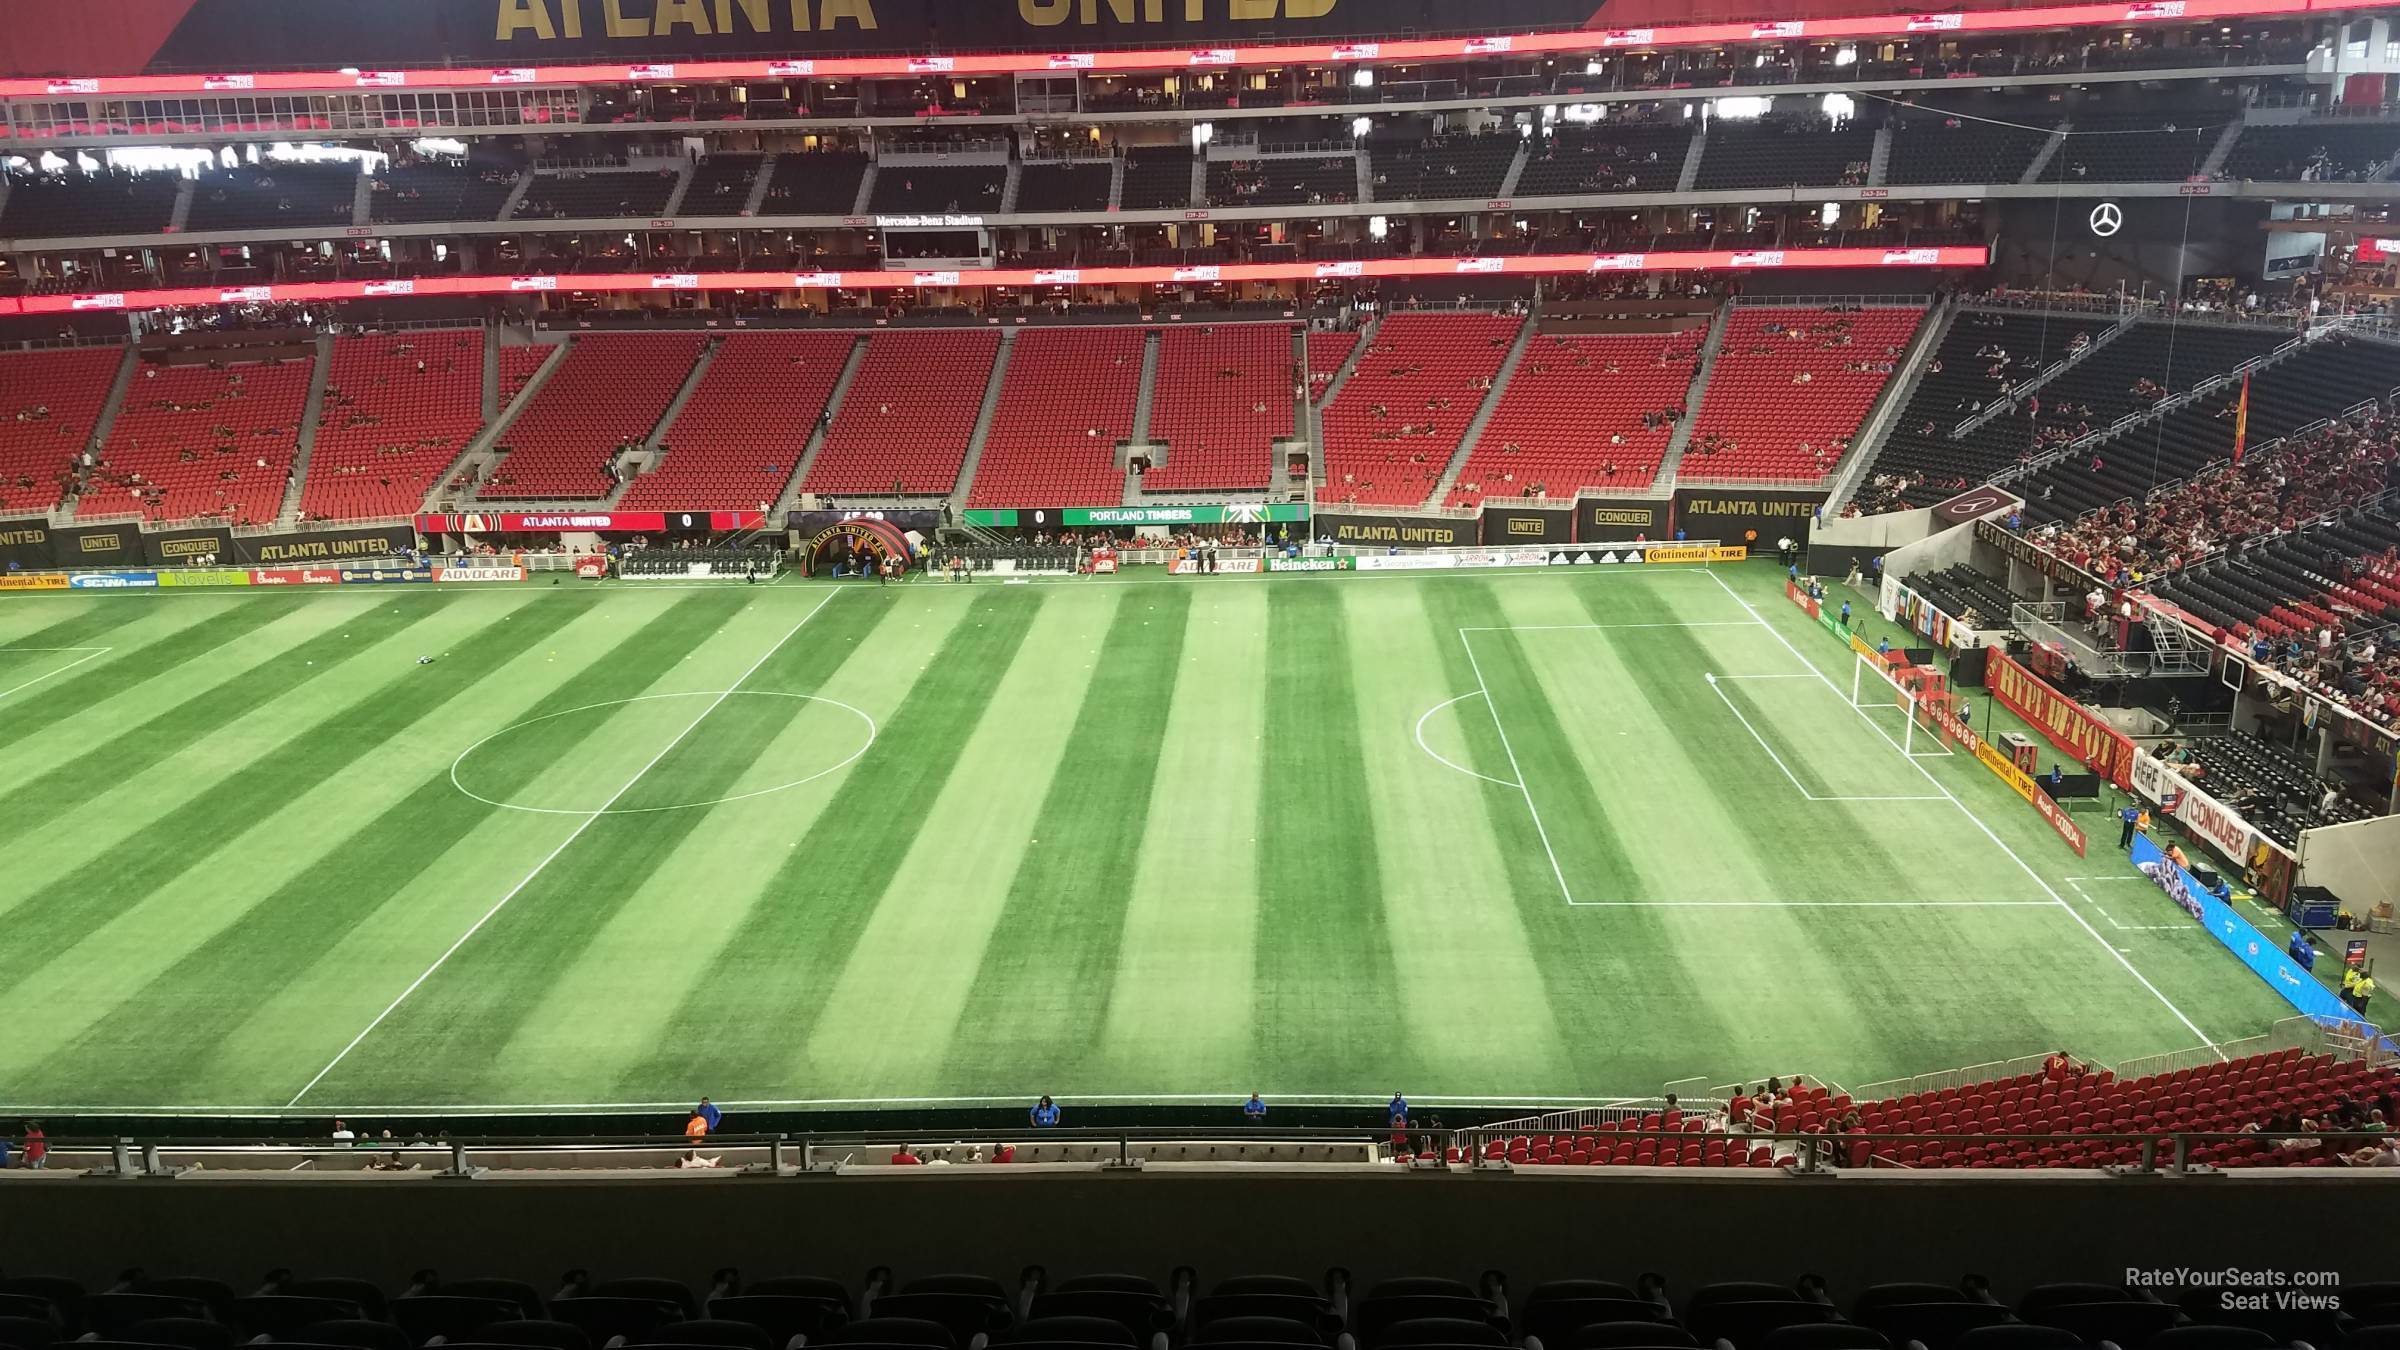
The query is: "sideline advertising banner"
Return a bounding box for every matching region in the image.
[49,523,145,569]
[68,571,159,589]
[233,525,418,566]
[0,573,68,590]
[1266,557,1354,572]
[2131,750,2288,882]
[142,525,236,567]
[1671,489,1824,546]
[2130,834,2365,1027]
[1578,498,1668,542]
[1644,544,1747,564]
[415,510,763,533]
[340,566,434,583]
[249,567,346,586]
[158,569,253,587]
[1169,558,1262,575]
[436,565,529,583]
[0,516,53,570]
[1314,513,1473,549]
[1985,648,2136,787]
[1479,505,1573,546]
[1974,738,2090,857]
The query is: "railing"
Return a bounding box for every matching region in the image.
[1729,294,1931,311]
[24,1123,2400,1181]
[1848,1051,2079,1104]
[1454,1101,1704,1155]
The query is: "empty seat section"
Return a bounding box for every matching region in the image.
[965,328,1143,509]
[620,333,851,512]
[1694,115,1874,190]
[1447,331,1699,508]
[683,155,767,211]
[1684,307,1921,483]
[184,163,361,231]
[1145,325,1294,493]
[870,165,1006,213]
[1322,313,1521,507]
[298,330,485,523]
[1885,112,2057,185]
[1370,134,1516,200]
[1119,149,1196,210]
[2041,107,2235,182]
[1206,157,1356,207]
[91,357,313,525]
[1515,123,1692,197]
[369,161,520,224]
[1,170,183,237]
[1015,163,1114,212]
[802,330,1000,497]
[2221,122,2400,181]
[0,348,122,515]
[761,152,868,213]
[480,335,706,499]
[1306,331,1357,404]
[511,169,681,220]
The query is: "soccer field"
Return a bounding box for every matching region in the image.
[0,562,2299,1115]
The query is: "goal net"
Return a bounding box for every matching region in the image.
[1847,649,1964,758]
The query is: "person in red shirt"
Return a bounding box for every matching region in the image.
[889,1146,923,1166]
[23,1122,46,1170]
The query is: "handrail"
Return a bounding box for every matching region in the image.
[24,1124,2400,1179]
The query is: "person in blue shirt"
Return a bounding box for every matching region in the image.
[1244,1094,1267,1124]
[2118,802,2143,850]
[1030,1096,1061,1127]
[693,1098,722,1133]
[1876,637,1892,657]
[1388,1092,1408,1123]
[2046,765,2065,794]
[0,1133,10,1169]
[1838,601,1852,629]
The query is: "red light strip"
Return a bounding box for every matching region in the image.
[0,0,2308,99]
[6,245,1989,316]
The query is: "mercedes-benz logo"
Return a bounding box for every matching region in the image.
[2088,202,2123,237]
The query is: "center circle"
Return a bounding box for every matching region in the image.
[449,690,878,815]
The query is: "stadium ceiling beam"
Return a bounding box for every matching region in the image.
[0,63,2307,149]
[8,177,2392,255]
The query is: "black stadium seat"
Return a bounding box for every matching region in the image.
[393,1295,525,1343]
[1758,1325,1892,1350]
[812,1317,960,1350]
[638,1320,777,1350]
[474,1319,596,1350]
[292,1320,413,1350]
[0,1316,65,1350]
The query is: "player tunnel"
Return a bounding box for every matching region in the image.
[802,519,917,577]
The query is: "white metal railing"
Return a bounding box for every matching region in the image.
[1848,1051,2083,1104]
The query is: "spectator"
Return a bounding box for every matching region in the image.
[1030,1095,1061,1127]
[1244,1093,1267,1124]
[331,1119,355,1144]
[694,1097,722,1133]
[23,1122,45,1170]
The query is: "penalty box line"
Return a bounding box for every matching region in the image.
[1700,569,2225,1061]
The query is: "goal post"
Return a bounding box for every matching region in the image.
[1849,648,1965,758]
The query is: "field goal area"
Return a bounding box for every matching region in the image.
[1845,648,1962,760]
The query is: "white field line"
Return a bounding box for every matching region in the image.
[1,1090,1669,1115]
[1566,899,2060,908]
[284,588,844,1107]
[1414,690,1521,788]
[1459,628,1578,907]
[0,646,109,699]
[1703,569,2223,1060]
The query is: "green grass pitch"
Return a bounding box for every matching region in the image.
[0,562,2304,1115]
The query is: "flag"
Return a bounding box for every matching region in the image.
[2231,372,2251,463]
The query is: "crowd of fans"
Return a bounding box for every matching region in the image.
[2026,414,2400,583]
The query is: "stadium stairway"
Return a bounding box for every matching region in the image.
[1652,302,1732,491]
[1681,304,1925,484]
[619,333,851,514]
[298,330,490,523]
[271,331,337,526]
[801,329,1000,499]
[1823,299,1957,510]
[1425,316,1536,508]
[477,334,709,501]
[423,340,563,511]
[963,327,1144,510]
[619,336,723,494]
[1132,329,1161,444]
[775,336,869,517]
[946,328,1018,509]
[1321,312,1523,507]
